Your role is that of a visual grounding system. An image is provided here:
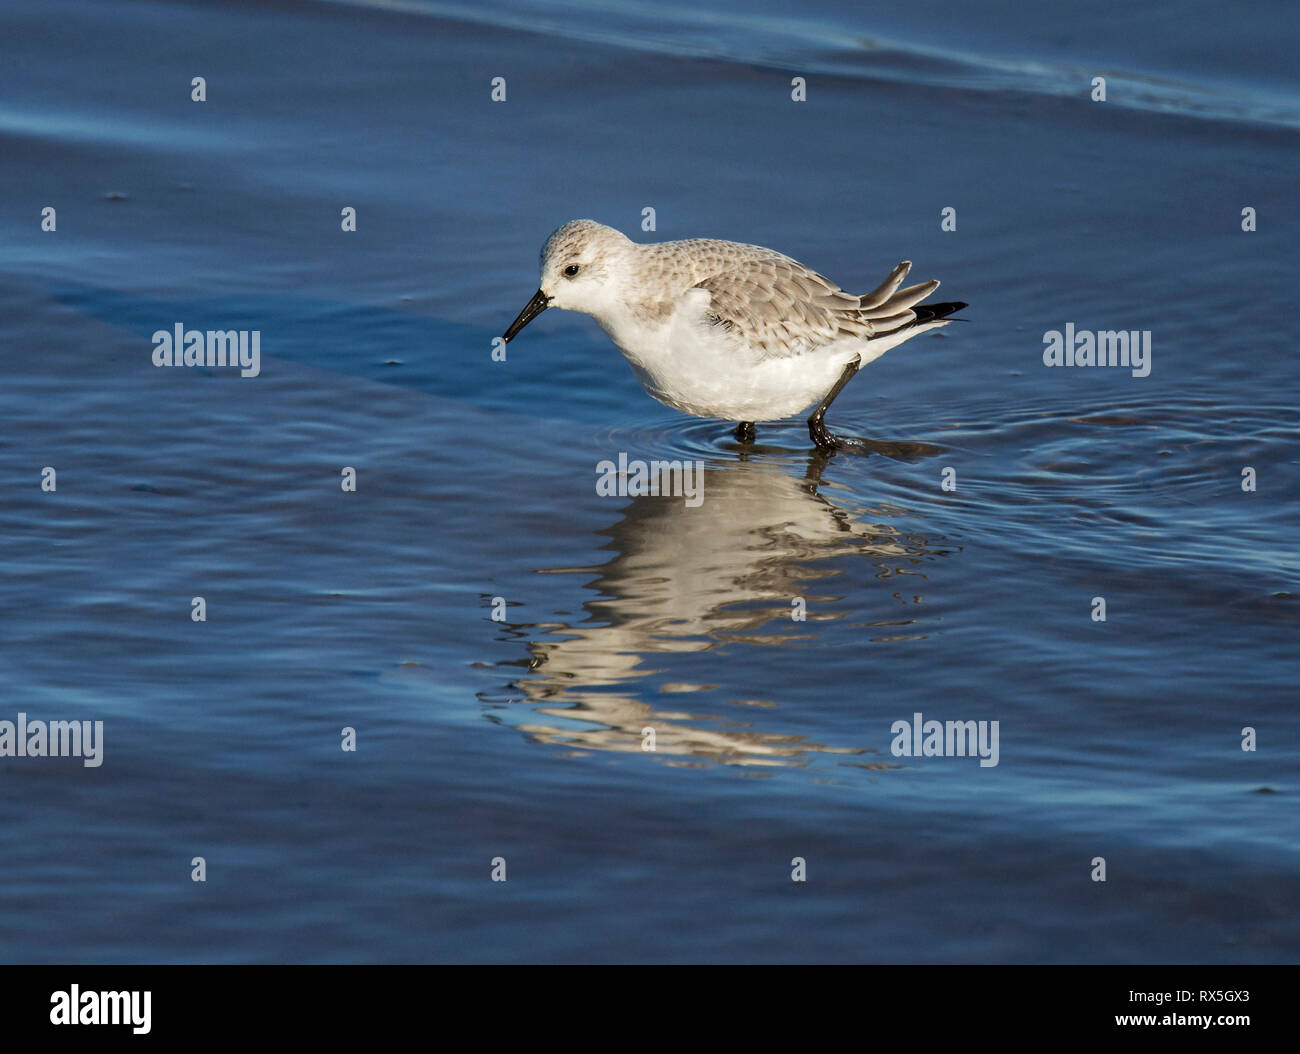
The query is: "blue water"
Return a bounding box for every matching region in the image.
[1,0,1297,963]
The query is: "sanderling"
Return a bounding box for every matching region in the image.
[502,220,966,451]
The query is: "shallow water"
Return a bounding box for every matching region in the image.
[1,0,1297,963]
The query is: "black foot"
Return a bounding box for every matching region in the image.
[733,421,756,443]
[808,415,838,452]
[808,416,868,453]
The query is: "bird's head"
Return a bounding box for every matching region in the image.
[502,220,634,342]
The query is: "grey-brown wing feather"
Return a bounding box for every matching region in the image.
[693,256,941,358]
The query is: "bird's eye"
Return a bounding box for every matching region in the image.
[563,264,580,277]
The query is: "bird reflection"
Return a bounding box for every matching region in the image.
[494,447,949,767]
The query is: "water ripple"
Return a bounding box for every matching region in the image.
[328,0,1300,130]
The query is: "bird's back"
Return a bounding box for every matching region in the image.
[635,237,819,296]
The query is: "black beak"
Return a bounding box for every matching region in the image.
[502,289,552,343]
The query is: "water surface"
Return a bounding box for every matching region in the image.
[0,0,1296,963]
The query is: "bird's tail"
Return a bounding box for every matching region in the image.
[857,261,966,336]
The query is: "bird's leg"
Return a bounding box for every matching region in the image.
[807,357,862,451]
[733,421,756,444]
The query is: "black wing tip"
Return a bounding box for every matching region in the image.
[915,300,968,324]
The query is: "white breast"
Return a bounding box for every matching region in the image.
[599,289,862,422]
